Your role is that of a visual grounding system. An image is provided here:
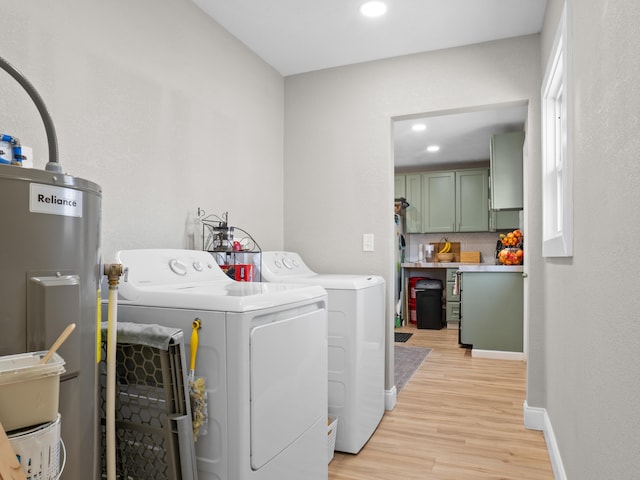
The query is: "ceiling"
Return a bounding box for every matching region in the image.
[393,104,528,170]
[192,0,545,168]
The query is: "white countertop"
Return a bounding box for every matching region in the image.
[402,262,524,273]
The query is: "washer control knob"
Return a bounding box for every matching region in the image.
[193,261,203,272]
[282,258,293,269]
[169,259,188,276]
[274,260,282,269]
[291,258,299,268]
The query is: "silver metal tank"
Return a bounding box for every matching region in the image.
[0,163,101,480]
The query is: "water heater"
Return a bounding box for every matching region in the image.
[0,165,102,479]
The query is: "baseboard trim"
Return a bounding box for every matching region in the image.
[384,386,397,411]
[523,400,546,430]
[471,349,524,361]
[523,401,567,480]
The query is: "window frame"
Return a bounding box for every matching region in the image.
[542,4,573,257]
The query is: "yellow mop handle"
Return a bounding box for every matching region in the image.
[190,319,201,375]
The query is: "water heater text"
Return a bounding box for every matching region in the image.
[37,194,77,207]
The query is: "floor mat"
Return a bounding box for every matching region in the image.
[394,345,431,392]
[395,332,413,343]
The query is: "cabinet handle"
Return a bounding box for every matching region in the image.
[522,272,528,278]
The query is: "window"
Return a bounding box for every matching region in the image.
[542,4,572,257]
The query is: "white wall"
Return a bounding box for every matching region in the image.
[540,0,640,478]
[0,0,285,260]
[284,36,542,392]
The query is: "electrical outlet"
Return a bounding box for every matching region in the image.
[363,233,374,252]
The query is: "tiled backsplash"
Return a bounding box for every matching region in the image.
[405,232,502,264]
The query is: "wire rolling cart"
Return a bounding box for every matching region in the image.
[196,209,262,282]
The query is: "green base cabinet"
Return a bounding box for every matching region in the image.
[460,272,523,352]
[445,269,460,325]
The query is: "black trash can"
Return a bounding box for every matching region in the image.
[415,278,443,330]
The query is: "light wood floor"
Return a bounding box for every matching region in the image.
[328,325,553,480]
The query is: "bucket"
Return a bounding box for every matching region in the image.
[8,414,65,480]
[0,351,65,432]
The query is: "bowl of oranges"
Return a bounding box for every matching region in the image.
[498,230,524,265]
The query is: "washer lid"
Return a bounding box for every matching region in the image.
[260,251,384,289]
[114,249,326,312]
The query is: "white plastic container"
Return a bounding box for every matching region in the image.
[0,351,65,432]
[9,414,64,480]
[327,416,338,463]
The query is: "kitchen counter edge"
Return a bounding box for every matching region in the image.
[402,262,524,273]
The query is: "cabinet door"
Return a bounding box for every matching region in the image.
[394,174,406,199]
[490,131,525,210]
[460,272,523,352]
[422,172,455,233]
[456,169,488,232]
[489,210,521,231]
[404,173,422,233]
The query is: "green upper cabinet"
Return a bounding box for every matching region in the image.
[489,210,520,231]
[422,171,455,233]
[456,169,489,232]
[404,173,422,233]
[394,174,406,199]
[398,168,491,234]
[490,131,525,210]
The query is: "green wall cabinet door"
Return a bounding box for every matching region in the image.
[394,174,406,199]
[490,131,525,210]
[422,171,455,233]
[404,173,422,233]
[460,272,523,352]
[456,169,489,232]
[489,210,521,231]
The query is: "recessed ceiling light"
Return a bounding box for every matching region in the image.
[360,1,387,18]
[427,145,440,153]
[411,123,427,132]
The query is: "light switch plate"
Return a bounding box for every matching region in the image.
[363,233,374,252]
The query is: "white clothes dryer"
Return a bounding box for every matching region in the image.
[107,249,328,480]
[258,251,385,454]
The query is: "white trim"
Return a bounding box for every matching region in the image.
[523,401,567,480]
[384,386,397,411]
[471,349,525,361]
[541,3,573,257]
[523,400,546,430]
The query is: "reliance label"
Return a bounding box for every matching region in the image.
[30,183,83,218]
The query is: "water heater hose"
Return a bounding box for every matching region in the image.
[104,264,124,480]
[0,55,61,172]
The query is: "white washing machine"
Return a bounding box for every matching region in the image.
[108,249,328,480]
[258,251,385,454]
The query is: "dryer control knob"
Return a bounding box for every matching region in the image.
[282,258,292,269]
[291,258,299,268]
[169,259,188,276]
[274,260,282,269]
[193,261,203,272]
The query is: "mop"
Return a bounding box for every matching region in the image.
[189,319,208,440]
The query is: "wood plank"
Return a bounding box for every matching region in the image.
[329,327,553,480]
